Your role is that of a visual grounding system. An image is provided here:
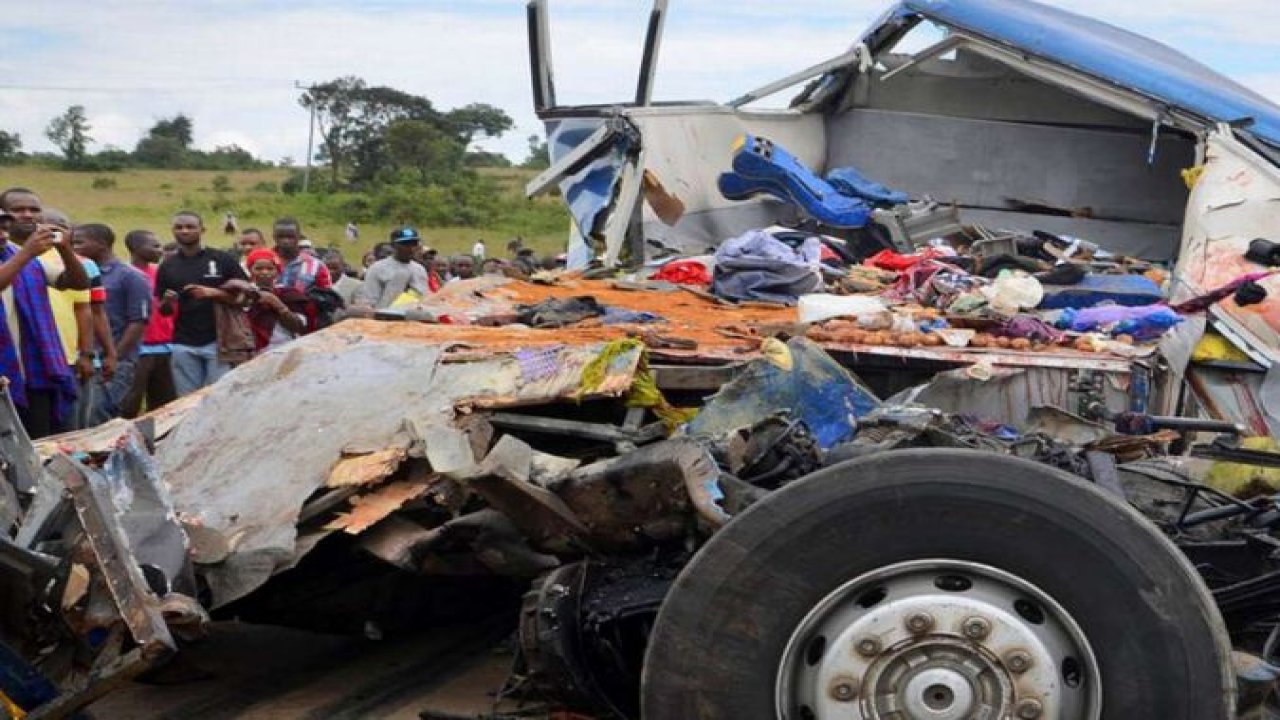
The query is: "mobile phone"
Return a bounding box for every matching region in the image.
[50,230,63,245]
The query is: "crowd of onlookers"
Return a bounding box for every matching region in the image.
[0,185,565,439]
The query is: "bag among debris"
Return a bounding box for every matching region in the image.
[712,230,823,305]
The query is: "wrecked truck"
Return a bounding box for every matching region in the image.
[521,0,1280,715]
[6,1,1280,719]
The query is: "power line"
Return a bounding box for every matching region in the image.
[0,82,291,93]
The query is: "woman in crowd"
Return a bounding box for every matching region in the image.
[244,248,307,351]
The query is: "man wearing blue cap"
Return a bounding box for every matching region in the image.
[354,227,430,309]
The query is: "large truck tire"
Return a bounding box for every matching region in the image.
[641,449,1234,719]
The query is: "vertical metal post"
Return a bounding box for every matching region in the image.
[634,0,668,107]
[296,81,316,192]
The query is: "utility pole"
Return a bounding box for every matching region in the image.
[295,81,317,193]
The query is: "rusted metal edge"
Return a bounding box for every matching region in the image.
[51,455,175,659]
[817,341,1138,372]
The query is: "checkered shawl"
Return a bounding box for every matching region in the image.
[0,244,78,423]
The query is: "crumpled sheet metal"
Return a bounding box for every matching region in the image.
[324,476,436,535]
[150,325,642,608]
[326,448,408,488]
[102,428,192,594]
[35,387,210,459]
[1024,406,1113,446]
[455,432,729,555]
[687,336,880,450]
[556,437,731,539]
[358,510,561,577]
[891,365,1135,430]
[456,435,592,555]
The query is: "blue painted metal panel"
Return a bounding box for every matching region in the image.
[687,338,880,449]
[887,0,1280,146]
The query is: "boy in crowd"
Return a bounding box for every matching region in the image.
[121,230,176,417]
[73,223,151,424]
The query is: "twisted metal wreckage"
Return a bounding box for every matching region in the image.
[8,0,1280,717]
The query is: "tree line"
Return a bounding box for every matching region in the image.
[296,75,555,191]
[0,77,552,177]
[0,106,265,172]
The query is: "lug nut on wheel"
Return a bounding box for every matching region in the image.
[855,637,882,657]
[1016,699,1043,718]
[904,612,934,634]
[828,676,860,702]
[1005,650,1033,673]
[961,616,991,640]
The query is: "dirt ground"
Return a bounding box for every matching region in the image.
[89,620,538,720]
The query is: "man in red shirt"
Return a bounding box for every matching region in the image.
[120,229,176,418]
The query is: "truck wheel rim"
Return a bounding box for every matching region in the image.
[776,559,1101,720]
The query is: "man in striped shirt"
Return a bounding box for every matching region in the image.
[273,218,331,293]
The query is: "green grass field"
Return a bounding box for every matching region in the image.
[0,166,570,260]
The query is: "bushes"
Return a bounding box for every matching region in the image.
[91,176,118,189]
[278,169,517,230]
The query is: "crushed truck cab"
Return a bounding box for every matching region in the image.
[4,1,1280,719]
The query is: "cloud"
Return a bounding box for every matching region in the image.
[0,0,1275,166]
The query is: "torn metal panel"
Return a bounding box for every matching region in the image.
[1024,407,1112,446]
[155,336,447,607]
[1185,366,1273,438]
[141,323,640,608]
[486,411,666,447]
[0,383,44,498]
[538,118,640,269]
[36,419,133,458]
[729,46,870,108]
[892,364,1138,430]
[34,389,206,462]
[52,454,174,660]
[818,341,1140,372]
[1177,129,1280,368]
[627,110,822,259]
[101,429,191,595]
[326,449,409,488]
[687,337,879,450]
[0,538,58,659]
[454,435,591,554]
[324,477,436,536]
[0,481,15,538]
[359,510,560,577]
[602,147,647,268]
[418,425,482,475]
[553,438,723,545]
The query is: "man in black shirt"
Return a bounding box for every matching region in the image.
[155,210,246,396]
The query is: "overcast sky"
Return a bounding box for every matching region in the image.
[2,0,1277,164]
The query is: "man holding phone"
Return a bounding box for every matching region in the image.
[155,210,246,397]
[0,187,91,437]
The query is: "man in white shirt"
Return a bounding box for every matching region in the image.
[355,227,430,309]
[471,238,486,260]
